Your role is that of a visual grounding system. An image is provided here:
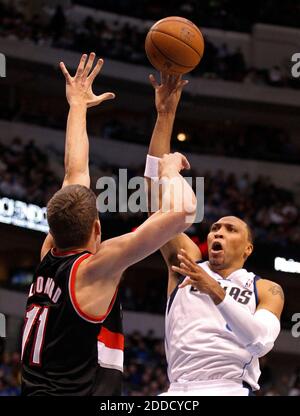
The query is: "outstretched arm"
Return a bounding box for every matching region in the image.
[61,52,115,187]
[173,249,284,358]
[147,72,201,295]
[76,152,197,318]
[41,53,115,259]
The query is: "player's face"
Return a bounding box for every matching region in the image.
[207,217,252,270]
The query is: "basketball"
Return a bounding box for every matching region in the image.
[145,16,205,75]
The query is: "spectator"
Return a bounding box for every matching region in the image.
[0,2,299,90]
[1,339,299,396]
[49,5,66,43]
[288,366,300,395]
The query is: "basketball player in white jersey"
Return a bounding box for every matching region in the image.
[144,72,284,396]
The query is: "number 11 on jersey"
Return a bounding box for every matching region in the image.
[21,305,49,365]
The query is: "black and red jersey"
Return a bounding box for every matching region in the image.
[21,249,123,396]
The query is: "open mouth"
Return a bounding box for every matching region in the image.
[211,241,223,252]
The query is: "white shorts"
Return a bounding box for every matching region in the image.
[160,379,254,396]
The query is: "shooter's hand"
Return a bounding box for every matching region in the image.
[149,72,188,115]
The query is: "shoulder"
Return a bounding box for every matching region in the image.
[80,234,134,283]
[256,278,285,305]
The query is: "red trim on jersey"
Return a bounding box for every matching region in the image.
[52,248,87,257]
[98,327,124,351]
[69,253,119,323]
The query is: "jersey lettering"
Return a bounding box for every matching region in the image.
[28,277,62,304]
[190,285,252,305]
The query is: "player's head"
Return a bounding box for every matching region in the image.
[207,216,253,271]
[47,185,100,250]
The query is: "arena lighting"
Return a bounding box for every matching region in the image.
[177,132,187,142]
[0,197,48,233]
[274,256,300,274]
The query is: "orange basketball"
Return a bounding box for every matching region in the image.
[145,16,205,75]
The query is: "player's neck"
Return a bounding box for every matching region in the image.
[53,246,87,255]
[209,263,243,279]
[54,240,96,255]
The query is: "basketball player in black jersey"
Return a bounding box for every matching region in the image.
[21,54,197,396]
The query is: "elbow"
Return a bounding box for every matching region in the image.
[246,340,275,358]
[184,198,197,227]
[181,193,198,229]
[245,310,281,357]
[174,200,197,234]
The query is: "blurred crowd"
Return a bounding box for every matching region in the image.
[102,119,299,164]
[74,0,300,32]
[0,2,299,89]
[1,334,300,396]
[123,331,168,395]
[0,137,60,206]
[2,107,298,166]
[0,347,21,396]
[1,137,299,251]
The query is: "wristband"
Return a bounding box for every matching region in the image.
[144,154,160,180]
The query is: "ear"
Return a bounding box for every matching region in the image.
[94,219,101,236]
[244,243,253,259]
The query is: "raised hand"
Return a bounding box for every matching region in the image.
[60,52,115,108]
[159,152,191,176]
[149,72,189,115]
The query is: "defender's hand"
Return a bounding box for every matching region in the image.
[149,72,188,115]
[159,152,190,177]
[60,52,115,108]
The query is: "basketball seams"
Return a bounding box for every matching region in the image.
[145,16,204,74]
[146,32,190,72]
[149,31,195,70]
[151,28,203,58]
[151,17,202,36]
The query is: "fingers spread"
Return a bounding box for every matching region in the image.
[59,62,72,84]
[88,58,104,84]
[88,92,116,108]
[179,248,197,266]
[171,265,190,276]
[170,74,181,87]
[82,52,96,81]
[176,257,194,275]
[75,53,87,78]
[172,77,188,94]
[181,80,189,87]
[177,254,197,274]
[161,71,169,85]
[98,92,116,102]
[149,74,159,89]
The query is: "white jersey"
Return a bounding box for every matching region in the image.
[165,261,261,391]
